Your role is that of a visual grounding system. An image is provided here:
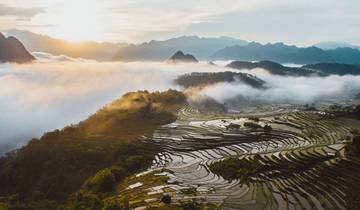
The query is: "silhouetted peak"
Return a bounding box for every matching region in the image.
[173,51,185,57]
[168,51,198,63]
[6,36,23,46]
[0,33,35,63]
[0,32,5,40]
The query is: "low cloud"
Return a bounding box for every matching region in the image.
[0,58,225,155]
[197,68,360,104]
[1,58,360,155]
[0,4,44,19]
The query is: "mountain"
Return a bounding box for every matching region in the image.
[213,42,360,64]
[6,29,127,61]
[226,60,319,76]
[212,42,299,61]
[327,47,360,64]
[280,46,334,64]
[303,63,360,75]
[113,35,248,61]
[315,41,360,50]
[174,71,266,89]
[168,51,198,63]
[0,32,34,63]
[7,30,360,64]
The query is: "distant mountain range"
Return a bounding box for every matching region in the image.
[314,41,360,50]
[4,29,360,64]
[226,60,360,76]
[213,42,360,64]
[113,36,248,61]
[0,32,34,63]
[6,29,127,61]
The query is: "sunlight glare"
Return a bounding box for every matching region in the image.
[49,0,102,42]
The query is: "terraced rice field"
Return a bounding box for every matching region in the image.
[139,106,360,210]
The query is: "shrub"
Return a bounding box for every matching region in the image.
[161,194,171,204]
[102,200,121,210]
[72,193,102,210]
[352,135,360,154]
[86,169,116,193]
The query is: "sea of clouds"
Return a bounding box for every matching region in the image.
[0,56,225,155]
[199,68,360,104]
[1,55,360,155]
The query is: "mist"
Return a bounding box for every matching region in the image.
[1,58,360,155]
[0,58,225,155]
[198,68,360,104]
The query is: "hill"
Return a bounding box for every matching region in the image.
[0,90,185,207]
[226,60,318,76]
[168,51,198,63]
[174,71,265,89]
[303,63,360,75]
[0,32,34,63]
[113,36,248,61]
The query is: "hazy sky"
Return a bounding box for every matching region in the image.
[0,0,359,45]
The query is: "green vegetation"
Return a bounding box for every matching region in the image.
[209,153,332,184]
[346,135,360,155]
[225,123,241,130]
[226,60,316,76]
[0,90,185,209]
[326,104,360,119]
[209,157,262,183]
[353,135,360,153]
[174,71,265,89]
[243,122,262,129]
[79,169,219,210]
[303,63,360,75]
[341,134,360,209]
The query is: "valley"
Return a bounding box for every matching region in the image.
[2,1,360,209]
[101,104,360,210]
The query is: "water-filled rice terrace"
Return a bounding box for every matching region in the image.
[135,106,360,210]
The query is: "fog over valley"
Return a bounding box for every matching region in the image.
[0,58,227,154]
[2,1,360,209]
[1,56,360,155]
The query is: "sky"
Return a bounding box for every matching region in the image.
[0,0,360,45]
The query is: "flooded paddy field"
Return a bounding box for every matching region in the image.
[124,105,360,210]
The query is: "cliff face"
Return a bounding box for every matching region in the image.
[0,32,35,63]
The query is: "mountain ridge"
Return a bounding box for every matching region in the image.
[5,29,360,64]
[315,41,360,50]
[0,32,34,63]
[213,43,360,64]
[113,35,248,61]
[6,29,127,61]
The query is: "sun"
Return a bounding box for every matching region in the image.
[48,0,103,42]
